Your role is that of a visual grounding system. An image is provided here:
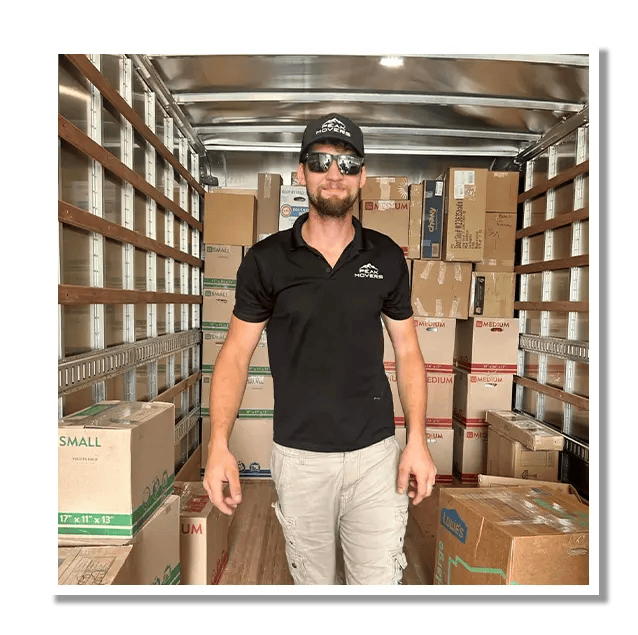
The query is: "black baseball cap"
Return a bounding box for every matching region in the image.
[299,113,365,162]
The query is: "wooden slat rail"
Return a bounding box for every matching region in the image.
[153,371,201,404]
[517,160,589,204]
[514,301,589,312]
[63,54,206,198]
[514,375,589,411]
[516,206,589,240]
[59,201,203,268]
[515,254,588,275]
[59,114,203,234]
[59,284,203,306]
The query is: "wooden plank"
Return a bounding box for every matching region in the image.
[515,254,588,275]
[514,374,589,410]
[515,301,589,313]
[517,160,589,204]
[63,54,206,197]
[516,206,589,239]
[153,371,201,405]
[58,114,203,233]
[58,283,203,306]
[175,446,202,483]
[59,201,203,268]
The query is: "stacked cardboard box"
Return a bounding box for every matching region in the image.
[202,179,279,478]
[386,317,456,483]
[485,409,564,482]
[58,401,181,585]
[173,481,231,584]
[360,176,410,256]
[434,483,589,585]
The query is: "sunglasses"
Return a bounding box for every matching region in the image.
[303,152,365,175]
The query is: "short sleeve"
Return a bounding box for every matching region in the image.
[382,251,413,320]
[233,247,273,322]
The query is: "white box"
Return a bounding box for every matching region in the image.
[279,186,309,231]
[452,368,514,426]
[453,419,488,483]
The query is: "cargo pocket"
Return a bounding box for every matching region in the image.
[391,551,408,585]
[272,500,307,585]
[391,508,409,584]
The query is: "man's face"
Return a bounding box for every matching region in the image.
[297,143,367,219]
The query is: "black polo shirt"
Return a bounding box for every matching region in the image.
[233,213,413,452]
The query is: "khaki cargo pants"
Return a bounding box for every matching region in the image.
[270,436,409,585]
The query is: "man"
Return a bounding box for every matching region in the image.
[203,113,437,585]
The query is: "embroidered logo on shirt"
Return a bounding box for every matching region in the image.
[355,263,384,279]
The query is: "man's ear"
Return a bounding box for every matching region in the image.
[359,165,367,189]
[297,162,306,186]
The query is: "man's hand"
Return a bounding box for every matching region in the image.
[203,445,242,515]
[397,440,437,506]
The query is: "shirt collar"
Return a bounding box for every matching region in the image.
[290,212,374,251]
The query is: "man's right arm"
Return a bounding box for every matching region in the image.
[202,315,267,514]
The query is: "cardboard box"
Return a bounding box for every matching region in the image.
[58,401,175,538]
[454,317,519,374]
[127,494,181,585]
[174,481,231,585]
[383,317,456,373]
[58,495,182,585]
[486,409,564,451]
[421,180,445,259]
[202,329,228,367]
[434,486,589,584]
[453,369,514,426]
[202,329,268,376]
[228,418,274,476]
[360,203,410,254]
[204,191,257,246]
[361,176,408,200]
[469,272,516,318]
[279,186,309,231]
[487,427,560,482]
[475,212,517,272]
[58,545,134,585]
[477,474,584,502]
[442,167,487,262]
[239,374,274,419]
[202,288,235,331]
[256,173,283,241]
[395,426,454,483]
[411,260,472,318]
[203,245,243,288]
[408,183,424,259]
[452,419,488,483]
[486,171,520,213]
[386,370,454,427]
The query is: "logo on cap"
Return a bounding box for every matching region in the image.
[316,117,351,138]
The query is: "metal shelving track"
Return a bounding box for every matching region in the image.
[58,330,202,395]
[518,334,589,364]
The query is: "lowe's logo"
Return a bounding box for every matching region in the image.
[441,508,467,543]
[59,436,101,447]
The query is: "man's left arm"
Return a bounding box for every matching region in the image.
[382,314,437,504]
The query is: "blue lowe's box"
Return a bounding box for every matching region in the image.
[421,180,445,259]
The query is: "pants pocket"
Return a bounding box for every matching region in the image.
[272,500,307,585]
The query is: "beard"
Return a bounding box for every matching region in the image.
[307,186,359,219]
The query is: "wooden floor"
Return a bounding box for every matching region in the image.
[217,478,449,585]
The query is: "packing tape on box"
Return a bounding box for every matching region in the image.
[450,298,459,316]
[435,299,443,316]
[420,261,434,280]
[454,263,463,281]
[415,298,427,315]
[437,264,446,285]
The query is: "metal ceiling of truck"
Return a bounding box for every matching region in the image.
[134,54,589,169]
